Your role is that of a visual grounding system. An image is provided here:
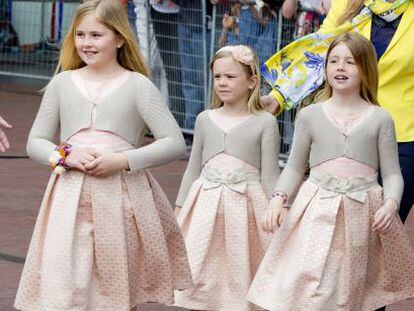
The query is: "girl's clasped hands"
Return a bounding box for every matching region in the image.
[65,146,128,177]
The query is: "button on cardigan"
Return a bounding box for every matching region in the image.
[26,70,185,171]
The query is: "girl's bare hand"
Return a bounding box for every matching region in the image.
[84,152,129,177]
[373,199,398,234]
[65,146,100,172]
[261,198,286,233]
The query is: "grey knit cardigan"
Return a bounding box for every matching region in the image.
[275,103,403,205]
[26,70,185,171]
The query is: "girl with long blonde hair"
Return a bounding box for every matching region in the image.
[263,0,414,228]
[248,32,414,311]
[14,1,191,310]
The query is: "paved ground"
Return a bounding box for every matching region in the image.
[1,81,414,310]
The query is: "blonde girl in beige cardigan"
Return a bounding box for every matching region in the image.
[248,32,414,311]
[14,1,192,310]
[174,45,280,311]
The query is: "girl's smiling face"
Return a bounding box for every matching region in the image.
[75,14,124,69]
[213,56,256,106]
[326,42,362,94]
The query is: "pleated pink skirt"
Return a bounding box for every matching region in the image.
[248,175,414,311]
[14,170,192,311]
[174,155,273,311]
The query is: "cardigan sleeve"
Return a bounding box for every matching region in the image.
[273,110,311,198]
[260,115,281,198]
[123,81,185,171]
[378,115,404,206]
[175,115,203,207]
[26,78,60,166]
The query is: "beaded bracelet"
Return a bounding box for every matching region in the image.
[269,191,288,205]
[48,143,72,174]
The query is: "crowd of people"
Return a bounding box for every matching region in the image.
[120,0,331,133]
[1,0,414,310]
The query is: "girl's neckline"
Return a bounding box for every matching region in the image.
[207,109,257,134]
[320,104,376,136]
[74,69,129,84]
[212,108,254,119]
[323,103,374,121]
[70,70,131,104]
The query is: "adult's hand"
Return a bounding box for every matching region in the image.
[0,115,12,152]
[261,95,280,115]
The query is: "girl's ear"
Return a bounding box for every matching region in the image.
[248,75,258,90]
[116,36,125,49]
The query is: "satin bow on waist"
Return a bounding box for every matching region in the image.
[200,166,260,193]
[309,172,379,203]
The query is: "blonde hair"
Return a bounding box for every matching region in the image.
[55,0,149,76]
[210,46,264,113]
[316,33,379,105]
[336,0,365,26]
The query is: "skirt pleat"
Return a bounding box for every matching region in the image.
[174,180,272,311]
[14,170,192,311]
[248,179,414,311]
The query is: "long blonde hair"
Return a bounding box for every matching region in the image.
[336,0,365,25]
[55,0,149,76]
[316,33,379,105]
[210,46,264,114]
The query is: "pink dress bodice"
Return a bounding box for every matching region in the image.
[312,105,376,179]
[67,70,134,153]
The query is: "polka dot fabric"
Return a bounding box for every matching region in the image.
[14,170,192,311]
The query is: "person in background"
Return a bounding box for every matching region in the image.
[219,1,241,47]
[255,0,282,63]
[176,0,217,131]
[219,1,281,63]
[133,0,170,105]
[150,0,186,126]
[282,0,331,37]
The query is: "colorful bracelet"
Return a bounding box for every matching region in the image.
[270,191,288,205]
[48,143,71,174]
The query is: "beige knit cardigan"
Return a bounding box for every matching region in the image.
[26,70,185,171]
[176,110,281,206]
[275,104,403,205]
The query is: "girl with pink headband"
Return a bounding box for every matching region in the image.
[173,45,281,311]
